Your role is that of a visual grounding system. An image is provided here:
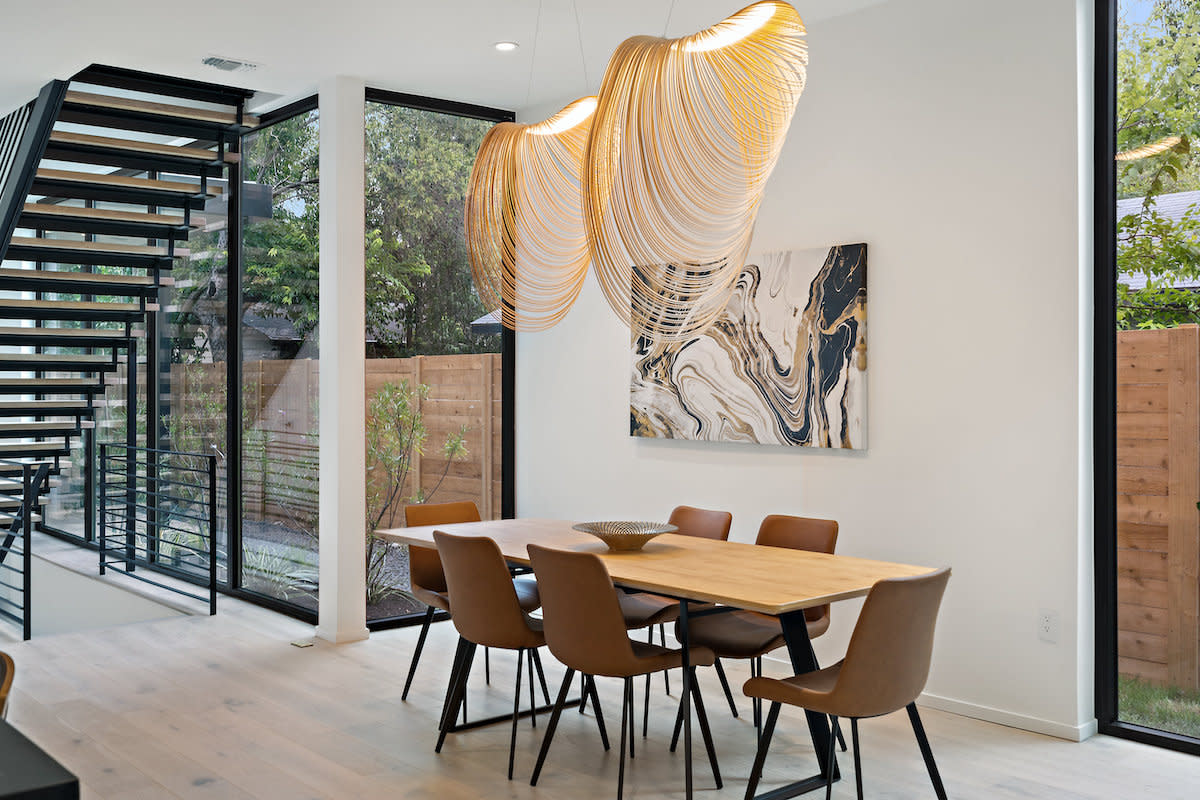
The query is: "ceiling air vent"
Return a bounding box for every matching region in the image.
[202,55,259,73]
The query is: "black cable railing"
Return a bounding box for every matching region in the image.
[99,443,217,614]
[0,460,51,640]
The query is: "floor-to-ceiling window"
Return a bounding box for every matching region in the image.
[236,100,320,615]
[361,92,511,626]
[1100,0,1200,752]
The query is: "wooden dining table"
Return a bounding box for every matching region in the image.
[379,518,936,799]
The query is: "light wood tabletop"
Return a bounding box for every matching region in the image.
[377,518,936,617]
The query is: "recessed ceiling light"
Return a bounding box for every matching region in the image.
[494,41,519,52]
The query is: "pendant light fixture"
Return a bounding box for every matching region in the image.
[466,0,596,332]
[584,1,808,339]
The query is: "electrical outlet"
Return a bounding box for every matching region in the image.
[1037,609,1059,643]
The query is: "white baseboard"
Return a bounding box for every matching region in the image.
[756,654,1098,742]
[918,692,1098,742]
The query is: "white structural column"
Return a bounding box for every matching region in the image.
[316,76,369,643]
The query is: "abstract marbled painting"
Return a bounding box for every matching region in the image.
[630,243,867,449]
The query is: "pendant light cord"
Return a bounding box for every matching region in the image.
[662,0,677,36]
[524,0,544,109]
[573,0,590,92]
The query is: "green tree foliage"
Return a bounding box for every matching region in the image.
[365,103,499,356]
[175,103,500,356]
[1117,0,1200,329]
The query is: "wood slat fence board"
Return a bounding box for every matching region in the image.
[166,353,503,533]
[1116,326,1200,689]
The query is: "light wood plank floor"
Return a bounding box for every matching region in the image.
[3,600,1198,799]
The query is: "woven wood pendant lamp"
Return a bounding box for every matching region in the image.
[465,97,596,331]
[584,0,808,339]
[466,1,808,338]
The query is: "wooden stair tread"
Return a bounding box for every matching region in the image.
[0,400,89,409]
[0,477,59,491]
[64,90,256,127]
[0,497,46,508]
[48,130,218,161]
[7,236,170,257]
[0,512,44,523]
[0,299,141,312]
[0,352,111,363]
[36,168,221,196]
[0,377,96,386]
[0,326,141,339]
[22,203,194,228]
[0,441,67,452]
[0,268,156,286]
[0,421,79,431]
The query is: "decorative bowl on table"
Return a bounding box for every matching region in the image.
[572,521,677,552]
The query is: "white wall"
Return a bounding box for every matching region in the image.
[516,0,1095,739]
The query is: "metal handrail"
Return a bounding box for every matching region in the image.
[99,443,218,615]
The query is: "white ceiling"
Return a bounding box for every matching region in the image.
[0,0,885,116]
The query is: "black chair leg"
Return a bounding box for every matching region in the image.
[627,675,636,759]
[689,668,722,789]
[528,649,538,729]
[825,714,839,800]
[586,675,610,750]
[851,717,863,800]
[643,628,653,737]
[531,668,575,786]
[669,691,684,752]
[402,606,434,701]
[713,657,739,718]
[751,657,761,738]
[906,703,948,800]
[579,672,588,713]
[485,646,491,685]
[438,636,469,731]
[618,677,631,800]
[661,623,671,693]
[836,718,848,752]
[744,701,780,800]
[508,648,524,779]
[436,639,474,753]
[531,648,552,704]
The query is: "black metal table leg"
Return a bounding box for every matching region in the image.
[679,599,693,800]
[748,609,840,799]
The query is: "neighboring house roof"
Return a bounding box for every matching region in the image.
[243,312,302,343]
[1117,189,1200,290]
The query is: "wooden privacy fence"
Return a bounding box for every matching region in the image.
[1117,326,1200,689]
[171,353,502,531]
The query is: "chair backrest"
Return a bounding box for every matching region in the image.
[527,544,642,678]
[433,531,541,650]
[0,650,13,720]
[756,515,838,628]
[403,501,482,593]
[832,567,951,718]
[668,505,732,541]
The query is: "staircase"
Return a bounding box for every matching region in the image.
[0,64,255,544]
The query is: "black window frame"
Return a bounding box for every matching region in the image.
[361,87,515,632]
[1094,0,1200,756]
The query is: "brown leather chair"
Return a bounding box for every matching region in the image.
[401,501,539,701]
[743,568,952,800]
[675,515,840,741]
[616,505,732,735]
[0,650,13,720]
[432,531,552,779]
[527,543,722,800]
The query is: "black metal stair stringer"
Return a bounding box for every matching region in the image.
[0,80,68,264]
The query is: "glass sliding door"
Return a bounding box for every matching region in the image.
[362,93,510,625]
[237,103,320,614]
[1103,0,1200,748]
